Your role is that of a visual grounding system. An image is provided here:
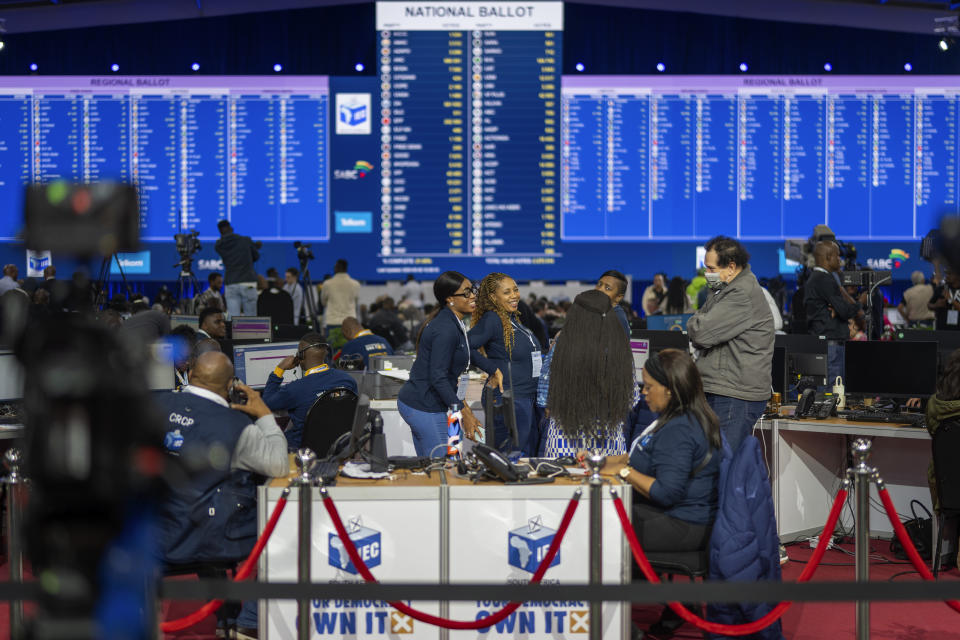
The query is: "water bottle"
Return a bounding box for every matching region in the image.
[446,405,463,459]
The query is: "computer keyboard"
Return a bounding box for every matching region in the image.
[845,411,925,427]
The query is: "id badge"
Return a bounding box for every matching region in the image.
[531,350,542,378]
[456,373,469,400]
[949,309,959,326]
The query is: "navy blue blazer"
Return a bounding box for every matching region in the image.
[399,307,470,413]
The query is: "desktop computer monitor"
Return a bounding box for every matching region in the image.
[774,334,828,355]
[629,329,690,353]
[231,316,273,343]
[844,340,938,398]
[338,393,372,461]
[233,341,301,388]
[0,351,24,401]
[170,314,200,332]
[646,313,693,332]
[771,346,787,395]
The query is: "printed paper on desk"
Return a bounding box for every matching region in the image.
[378,369,410,381]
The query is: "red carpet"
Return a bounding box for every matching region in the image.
[1,541,959,639]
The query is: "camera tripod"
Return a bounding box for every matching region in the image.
[173,253,202,313]
[299,254,322,330]
[94,253,134,310]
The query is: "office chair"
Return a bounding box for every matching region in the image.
[302,387,358,459]
[932,417,960,577]
[257,288,294,326]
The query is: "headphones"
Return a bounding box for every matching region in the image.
[296,342,331,363]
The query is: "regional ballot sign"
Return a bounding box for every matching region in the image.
[261,486,442,640]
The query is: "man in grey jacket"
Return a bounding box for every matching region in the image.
[687,236,774,452]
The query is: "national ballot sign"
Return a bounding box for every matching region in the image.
[260,485,442,640]
[447,484,630,640]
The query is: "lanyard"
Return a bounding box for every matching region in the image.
[510,318,538,351]
[451,308,471,371]
[355,329,373,338]
[304,364,330,376]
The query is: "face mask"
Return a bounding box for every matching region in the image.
[704,271,724,290]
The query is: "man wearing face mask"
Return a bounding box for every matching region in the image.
[686,236,774,452]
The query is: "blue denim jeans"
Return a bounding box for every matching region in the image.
[225,282,258,318]
[397,399,450,458]
[827,341,845,386]
[706,394,767,454]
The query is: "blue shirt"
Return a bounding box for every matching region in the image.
[628,413,720,525]
[468,311,540,397]
[613,304,631,337]
[398,307,470,413]
[338,331,394,368]
[262,364,358,450]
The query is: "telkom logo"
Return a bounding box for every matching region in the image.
[329,516,382,575]
[508,515,560,573]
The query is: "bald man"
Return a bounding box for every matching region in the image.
[804,241,864,382]
[154,351,287,633]
[335,316,393,369]
[262,332,358,451]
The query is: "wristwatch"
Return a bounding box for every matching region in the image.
[618,467,631,481]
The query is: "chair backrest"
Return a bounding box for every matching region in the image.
[932,418,960,512]
[257,289,294,326]
[302,386,359,459]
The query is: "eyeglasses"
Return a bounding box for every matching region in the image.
[451,285,479,299]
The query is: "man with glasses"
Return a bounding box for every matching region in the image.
[261,332,358,451]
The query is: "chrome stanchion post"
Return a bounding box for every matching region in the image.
[587,453,604,640]
[850,438,873,640]
[296,448,318,640]
[4,448,24,640]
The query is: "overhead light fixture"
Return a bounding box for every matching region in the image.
[656,62,665,72]
[935,16,960,51]
[739,62,748,72]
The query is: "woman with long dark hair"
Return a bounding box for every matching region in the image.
[468,272,539,454]
[538,289,636,456]
[397,271,482,457]
[660,276,692,315]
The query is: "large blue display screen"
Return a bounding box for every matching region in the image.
[0,71,950,282]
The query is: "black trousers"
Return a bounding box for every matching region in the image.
[632,501,712,553]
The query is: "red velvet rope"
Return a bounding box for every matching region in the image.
[321,488,580,630]
[877,487,960,614]
[160,489,290,633]
[612,487,848,636]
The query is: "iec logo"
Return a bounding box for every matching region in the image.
[335,93,372,135]
[328,516,381,575]
[508,515,559,574]
[28,254,49,273]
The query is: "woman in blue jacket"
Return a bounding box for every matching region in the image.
[468,272,539,455]
[607,347,720,547]
[601,347,720,636]
[397,272,483,457]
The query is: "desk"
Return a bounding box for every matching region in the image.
[759,416,933,545]
[259,460,631,640]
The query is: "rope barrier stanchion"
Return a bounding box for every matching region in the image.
[320,485,581,630]
[159,487,291,633]
[877,483,960,614]
[295,449,318,640]
[3,448,26,640]
[586,453,604,640]
[850,437,874,640]
[610,482,849,636]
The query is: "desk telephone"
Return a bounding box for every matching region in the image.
[796,389,839,419]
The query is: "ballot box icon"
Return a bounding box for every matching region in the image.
[508,515,559,573]
[339,101,367,127]
[328,516,382,575]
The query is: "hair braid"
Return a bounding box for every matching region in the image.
[471,272,516,357]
